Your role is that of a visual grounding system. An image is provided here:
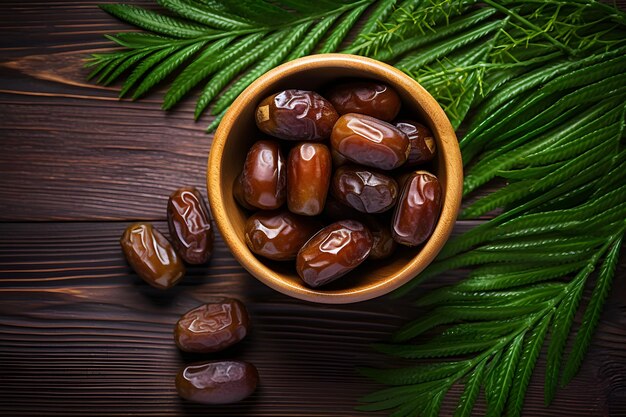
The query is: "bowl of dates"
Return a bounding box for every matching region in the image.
[208,54,462,304]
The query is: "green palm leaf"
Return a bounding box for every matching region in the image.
[561,235,622,385]
[89,3,626,417]
[91,0,376,126]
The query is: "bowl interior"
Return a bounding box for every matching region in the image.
[209,55,460,303]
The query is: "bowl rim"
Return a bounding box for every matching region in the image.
[208,53,462,304]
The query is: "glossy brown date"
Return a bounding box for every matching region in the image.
[167,187,214,265]
[176,361,259,404]
[255,89,338,141]
[241,140,286,210]
[332,165,399,214]
[325,81,401,121]
[287,143,332,216]
[395,120,437,166]
[245,210,321,261]
[233,173,255,210]
[174,298,249,353]
[120,223,185,289]
[392,171,442,247]
[331,113,409,170]
[296,220,373,288]
[364,216,397,260]
[323,202,396,260]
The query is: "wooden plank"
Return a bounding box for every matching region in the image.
[0,0,211,221]
[0,222,625,416]
[1,2,625,416]
[0,0,513,221]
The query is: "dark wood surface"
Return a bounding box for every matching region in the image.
[0,1,625,416]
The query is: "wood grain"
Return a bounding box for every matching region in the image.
[0,0,506,221]
[1,223,625,416]
[1,1,625,416]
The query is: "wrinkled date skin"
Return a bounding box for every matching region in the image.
[245,210,321,261]
[287,143,332,216]
[255,89,338,141]
[296,220,373,288]
[325,81,401,121]
[120,223,185,289]
[233,173,255,210]
[167,187,214,265]
[395,120,437,166]
[176,361,259,404]
[332,165,399,213]
[174,298,249,353]
[331,113,409,170]
[322,202,396,260]
[392,171,442,247]
[242,140,286,210]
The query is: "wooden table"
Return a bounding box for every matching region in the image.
[1,1,625,415]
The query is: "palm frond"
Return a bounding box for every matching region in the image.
[90,2,626,417]
[91,0,376,125]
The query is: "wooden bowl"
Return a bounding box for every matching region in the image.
[208,54,462,304]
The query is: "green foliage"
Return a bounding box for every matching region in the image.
[88,0,376,126]
[89,1,626,416]
[561,236,622,385]
[356,2,625,414]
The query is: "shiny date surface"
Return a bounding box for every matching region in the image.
[120,223,185,289]
[255,89,338,141]
[167,187,214,265]
[296,220,373,288]
[392,171,442,247]
[395,120,437,166]
[325,81,401,121]
[176,361,259,404]
[245,210,320,261]
[174,298,249,353]
[241,140,286,210]
[287,143,332,216]
[331,113,409,170]
[332,165,398,213]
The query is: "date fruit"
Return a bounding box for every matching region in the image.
[256,89,338,141]
[245,210,320,261]
[176,360,259,404]
[331,113,409,170]
[364,216,397,260]
[287,143,332,216]
[241,140,286,210]
[325,81,401,121]
[233,173,255,210]
[392,171,442,247]
[120,223,185,289]
[167,187,214,265]
[395,120,436,166]
[296,220,373,287]
[174,298,249,353]
[332,165,398,214]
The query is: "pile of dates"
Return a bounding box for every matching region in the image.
[174,298,258,405]
[120,186,214,290]
[119,190,259,404]
[237,81,442,288]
